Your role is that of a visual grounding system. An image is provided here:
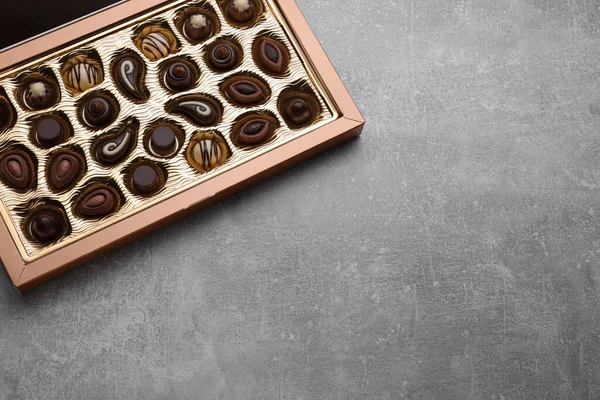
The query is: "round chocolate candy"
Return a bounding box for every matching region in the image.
[94,124,137,165]
[255,37,289,75]
[0,97,14,132]
[80,94,118,129]
[26,207,67,244]
[208,42,239,71]
[61,55,103,94]
[148,125,180,158]
[74,185,120,219]
[32,115,70,148]
[232,114,277,146]
[162,59,196,92]
[186,132,228,173]
[183,13,213,42]
[47,150,85,192]
[282,98,315,127]
[166,96,221,126]
[0,151,34,192]
[226,0,256,24]
[129,163,164,196]
[113,54,148,102]
[22,80,57,110]
[223,77,269,106]
[135,26,177,61]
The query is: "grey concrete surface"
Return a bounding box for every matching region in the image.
[2,0,600,399]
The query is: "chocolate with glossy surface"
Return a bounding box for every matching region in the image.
[26,207,67,244]
[61,55,103,94]
[74,185,120,219]
[135,26,177,61]
[147,125,182,158]
[183,13,213,42]
[94,123,137,165]
[162,58,196,92]
[208,41,239,71]
[282,98,315,127]
[186,132,228,173]
[232,114,277,146]
[80,93,118,129]
[0,97,14,132]
[129,162,164,196]
[22,79,58,110]
[255,37,289,75]
[113,54,148,102]
[166,96,221,126]
[223,76,269,106]
[31,115,70,148]
[47,150,85,192]
[0,151,35,192]
[225,0,256,24]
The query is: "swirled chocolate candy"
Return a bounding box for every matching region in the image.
[225,0,256,24]
[222,76,269,106]
[22,78,58,110]
[61,55,103,94]
[186,132,228,173]
[79,93,118,129]
[207,41,240,71]
[31,115,70,148]
[255,37,289,75]
[0,97,14,132]
[162,58,197,92]
[147,125,182,158]
[232,114,277,146]
[281,97,316,128]
[183,13,213,42]
[166,96,221,126]
[47,150,85,192]
[74,185,120,219]
[26,206,68,244]
[135,26,177,61]
[112,54,148,102]
[128,162,164,196]
[94,123,137,165]
[0,151,35,192]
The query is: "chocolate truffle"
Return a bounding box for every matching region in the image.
[26,207,67,244]
[183,13,213,42]
[74,185,120,219]
[226,0,256,24]
[61,55,103,94]
[0,97,14,132]
[162,59,196,92]
[32,115,70,148]
[129,162,164,196]
[166,96,221,126]
[113,54,148,102]
[223,77,269,106]
[80,94,118,129]
[0,151,35,192]
[148,125,181,158]
[282,98,315,127]
[94,124,137,165]
[255,37,289,75]
[47,150,85,192]
[22,80,57,110]
[135,26,177,61]
[208,41,239,71]
[186,132,228,173]
[232,114,277,146]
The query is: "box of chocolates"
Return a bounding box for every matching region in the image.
[0,0,364,292]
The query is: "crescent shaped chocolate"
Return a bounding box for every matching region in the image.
[166,96,221,126]
[232,115,277,146]
[47,150,85,192]
[0,151,35,192]
[255,37,288,75]
[94,124,137,165]
[26,207,68,244]
[74,185,120,219]
[113,54,148,102]
[223,77,269,106]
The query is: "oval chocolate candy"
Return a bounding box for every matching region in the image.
[256,37,288,75]
[233,115,277,146]
[47,150,85,192]
[223,77,269,106]
[0,151,34,191]
[74,185,120,219]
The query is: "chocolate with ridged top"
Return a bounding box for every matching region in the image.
[74,185,120,219]
[0,151,35,192]
[113,54,148,102]
[27,207,67,244]
[47,150,85,192]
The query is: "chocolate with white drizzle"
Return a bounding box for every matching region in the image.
[135,26,177,61]
[166,96,221,126]
[112,54,148,102]
[94,123,137,165]
[186,132,228,173]
[61,55,103,94]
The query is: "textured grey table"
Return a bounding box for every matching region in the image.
[1,0,600,399]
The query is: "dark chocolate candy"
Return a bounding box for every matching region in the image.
[129,163,164,196]
[183,13,213,42]
[22,80,57,110]
[226,0,255,23]
[74,185,120,219]
[95,124,137,165]
[256,37,288,75]
[282,98,315,127]
[113,54,148,102]
[166,96,221,126]
[47,150,84,191]
[0,151,34,191]
[27,207,67,244]
[163,59,196,91]
[32,115,70,148]
[233,115,276,146]
[0,97,14,132]
[209,42,238,71]
[80,94,118,129]
[148,125,180,158]
[223,77,269,106]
